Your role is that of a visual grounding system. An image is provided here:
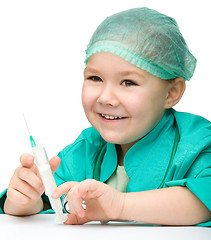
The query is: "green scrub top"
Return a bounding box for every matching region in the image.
[1,108,211,226]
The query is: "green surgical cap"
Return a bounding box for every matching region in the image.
[85,7,197,81]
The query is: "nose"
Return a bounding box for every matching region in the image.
[97,85,119,107]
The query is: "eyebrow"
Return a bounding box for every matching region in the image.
[118,70,145,78]
[84,67,101,75]
[84,67,146,79]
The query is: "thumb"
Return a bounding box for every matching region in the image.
[20,153,35,168]
[64,213,90,225]
[49,156,61,174]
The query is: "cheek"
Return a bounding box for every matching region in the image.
[81,85,87,106]
[150,89,168,110]
[124,89,166,123]
[123,92,148,116]
[82,84,96,114]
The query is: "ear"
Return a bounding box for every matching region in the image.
[165,77,186,109]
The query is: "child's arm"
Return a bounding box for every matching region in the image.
[52,179,211,225]
[4,154,60,216]
[121,186,211,225]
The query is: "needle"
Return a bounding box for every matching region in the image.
[22,112,36,147]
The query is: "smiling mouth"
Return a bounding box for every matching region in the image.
[99,113,126,120]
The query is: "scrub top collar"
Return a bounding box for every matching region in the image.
[100,109,177,191]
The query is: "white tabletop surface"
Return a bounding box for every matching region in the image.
[0,214,211,240]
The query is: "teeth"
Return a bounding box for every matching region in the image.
[101,114,122,120]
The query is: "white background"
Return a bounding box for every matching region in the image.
[0,0,210,192]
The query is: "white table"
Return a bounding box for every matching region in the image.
[0,214,210,240]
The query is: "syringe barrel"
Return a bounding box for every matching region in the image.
[32,144,49,167]
[32,144,67,223]
[32,144,56,196]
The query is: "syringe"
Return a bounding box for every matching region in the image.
[23,113,67,224]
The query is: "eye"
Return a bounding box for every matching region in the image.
[88,76,102,82]
[122,80,137,87]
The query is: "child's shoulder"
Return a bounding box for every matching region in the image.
[173,109,211,127]
[172,109,211,144]
[59,127,106,157]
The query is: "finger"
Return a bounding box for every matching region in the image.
[78,179,105,200]
[51,181,78,199]
[15,178,41,200]
[49,156,61,174]
[64,213,90,225]
[68,192,86,218]
[67,180,101,218]
[17,167,44,194]
[71,180,103,218]
[20,154,42,175]
[20,153,35,168]
[7,188,31,206]
[10,178,41,201]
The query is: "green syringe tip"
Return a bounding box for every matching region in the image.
[30,136,36,148]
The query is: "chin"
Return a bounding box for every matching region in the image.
[98,132,123,144]
[101,136,119,144]
[100,132,132,145]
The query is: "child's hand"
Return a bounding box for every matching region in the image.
[52,179,125,225]
[4,153,61,215]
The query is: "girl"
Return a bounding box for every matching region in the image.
[2,7,211,226]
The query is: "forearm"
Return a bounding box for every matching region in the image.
[120,186,211,225]
[4,197,44,216]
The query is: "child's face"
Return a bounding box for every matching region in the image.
[82,51,171,146]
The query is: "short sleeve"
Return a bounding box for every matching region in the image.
[0,189,7,214]
[165,150,211,226]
